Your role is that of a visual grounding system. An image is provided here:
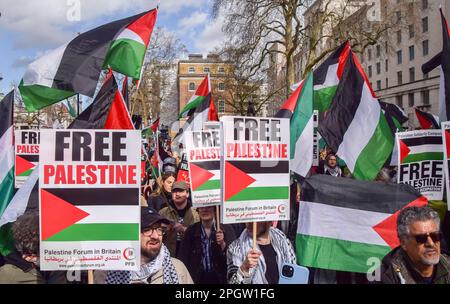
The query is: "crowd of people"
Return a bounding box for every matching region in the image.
[1,135,450,285]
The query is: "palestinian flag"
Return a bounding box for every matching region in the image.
[296,174,428,273]
[224,161,289,202]
[190,161,220,192]
[142,118,160,138]
[174,75,218,143]
[0,91,15,255]
[276,72,314,177]
[19,9,157,112]
[15,154,38,181]
[318,53,394,180]
[380,102,408,134]
[379,101,408,166]
[40,188,139,242]
[422,9,450,122]
[398,133,443,165]
[415,108,440,129]
[313,42,351,114]
[0,74,133,230]
[178,74,217,119]
[103,10,157,79]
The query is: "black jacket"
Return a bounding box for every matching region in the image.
[379,246,450,284]
[178,222,236,284]
[147,190,172,212]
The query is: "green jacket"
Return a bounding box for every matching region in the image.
[159,204,199,258]
[0,264,44,284]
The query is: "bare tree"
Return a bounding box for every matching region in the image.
[213,0,418,104]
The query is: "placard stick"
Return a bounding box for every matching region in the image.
[88,270,94,284]
[216,206,221,231]
[253,222,257,250]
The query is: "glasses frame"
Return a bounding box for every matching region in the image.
[141,226,166,237]
[411,231,442,244]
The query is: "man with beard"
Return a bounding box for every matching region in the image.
[227,221,296,284]
[379,206,450,284]
[105,207,193,284]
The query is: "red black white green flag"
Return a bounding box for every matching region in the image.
[19,9,157,112]
[318,52,394,180]
[297,175,427,273]
[415,108,440,129]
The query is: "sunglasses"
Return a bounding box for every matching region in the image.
[411,232,442,244]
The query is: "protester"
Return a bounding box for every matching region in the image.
[160,181,199,258]
[320,153,342,177]
[147,172,177,211]
[179,206,236,284]
[105,207,193,284]
[379,206,450,284]
[227,221,296,284]
[0,212,67,284]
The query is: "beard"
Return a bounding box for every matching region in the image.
[141,241,161,262]
[421,251,440,266]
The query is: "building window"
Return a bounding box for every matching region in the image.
[218,83,225,91]
[386,78,389,88]
[398,71,403,85]
[409,46,415,61]
[218,67,225,74]
[396,11,401,24]
[408,93,415,107]
[421,90,430,105]
[376,45,381,58]
[422,17,428,33]
[409,25,415,39]
[396,95,403,108]
[368,65,373,77]
[409,67,415,82]
[203,67,210,73]
[376,62,381,75]
[423,72,429,79]
[397,50,402,64]
[422,0,428,9]
[385,59,389,72]
[188,82,195,91]
[188,67,195,74]
[423,40,429,56]
[368,49,372,61]
[376,80,381,91]
[397,30,402,44]
[218,100,225,113]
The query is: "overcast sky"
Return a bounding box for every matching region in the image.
[0,0,225,94]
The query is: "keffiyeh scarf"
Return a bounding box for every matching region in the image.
[105,245,179,284]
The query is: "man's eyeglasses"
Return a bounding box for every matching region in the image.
[411,232,442,244]
[142,227,166,236]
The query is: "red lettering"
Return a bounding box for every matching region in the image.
[76,165,85,185]
[128,165,137,184]
[43,165,55,184]
[85,165,97,184]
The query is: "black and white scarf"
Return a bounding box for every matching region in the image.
[105,245,179,284]
[228,227,296,284]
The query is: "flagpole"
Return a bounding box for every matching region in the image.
[253,222,257,250]
[77,93,80,116]
[216,206,221,232]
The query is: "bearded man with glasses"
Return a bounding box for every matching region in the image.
[379,206,450,284]
[105,207,193,284]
